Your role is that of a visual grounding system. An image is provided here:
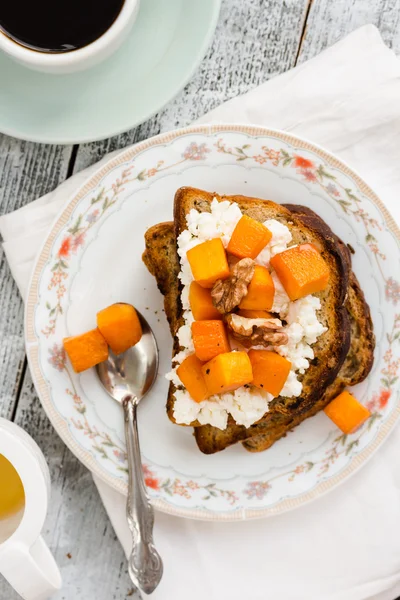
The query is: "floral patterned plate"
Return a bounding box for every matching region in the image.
[25,125,400,520]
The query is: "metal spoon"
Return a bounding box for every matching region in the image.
[96,311,163,595]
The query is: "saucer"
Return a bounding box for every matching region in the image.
[0,0,221,144]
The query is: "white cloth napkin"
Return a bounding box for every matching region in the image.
[2,24,400,600]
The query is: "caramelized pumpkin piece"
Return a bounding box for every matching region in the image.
[239,265,275,310]
[238,309,273,319]
[63,328,108,373]
[189,281,222,321]
[227,215,272,259]
[324,390,371,434]
[191,320,231,362]
[248,350,291,396]
[187,238,230,288]
[202,351,253,396]
[270,243,329,301]
[97,303,142,355]
[176,354,209,403]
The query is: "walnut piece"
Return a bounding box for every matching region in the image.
[211,258,255,314]
[225,314,288,348]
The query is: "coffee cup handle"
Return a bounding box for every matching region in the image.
[1,536,62,600]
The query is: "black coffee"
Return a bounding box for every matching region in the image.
[0,0,125,53]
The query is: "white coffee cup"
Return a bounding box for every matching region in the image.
[0,0,140,74]
[0,418,61,600]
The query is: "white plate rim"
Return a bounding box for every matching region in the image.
[25,123,400,521]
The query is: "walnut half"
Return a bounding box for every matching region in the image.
[225,314,288,348]
[211,258,255,314]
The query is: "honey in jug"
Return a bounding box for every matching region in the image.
[0,454,25,520]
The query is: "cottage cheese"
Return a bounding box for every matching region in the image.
[167,198,328,429]
[172,387,273,430]
[256,219,293,267]
[271,270,290,316]
[281,370,303,397]
[177,199,242,257]
[275,296,328,375]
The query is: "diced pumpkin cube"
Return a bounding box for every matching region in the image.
[187,238,230,288]
[191,320,231,362]
[63,328,108,373]
[227,215,272,259]
[239,265,275,310]
[324,390,371,434]
[238,309,273,319]
[202,351,253,396]
[97,303,142,355]
[248,350,291,396]
[189,282,222,321]
[270,243,329,301]
[176,354,209,403]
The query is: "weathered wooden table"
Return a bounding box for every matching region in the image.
[1,1,400,598]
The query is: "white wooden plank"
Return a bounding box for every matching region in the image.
[0,139,72,419]
[299,0,400,62]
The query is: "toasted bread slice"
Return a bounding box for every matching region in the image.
[144,187,351,436]
[143,189,354,445]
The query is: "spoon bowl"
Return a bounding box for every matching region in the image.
[97,311,159,404]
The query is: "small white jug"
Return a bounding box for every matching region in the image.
[0,418,61,600]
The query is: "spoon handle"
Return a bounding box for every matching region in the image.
[123,395,163,595]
